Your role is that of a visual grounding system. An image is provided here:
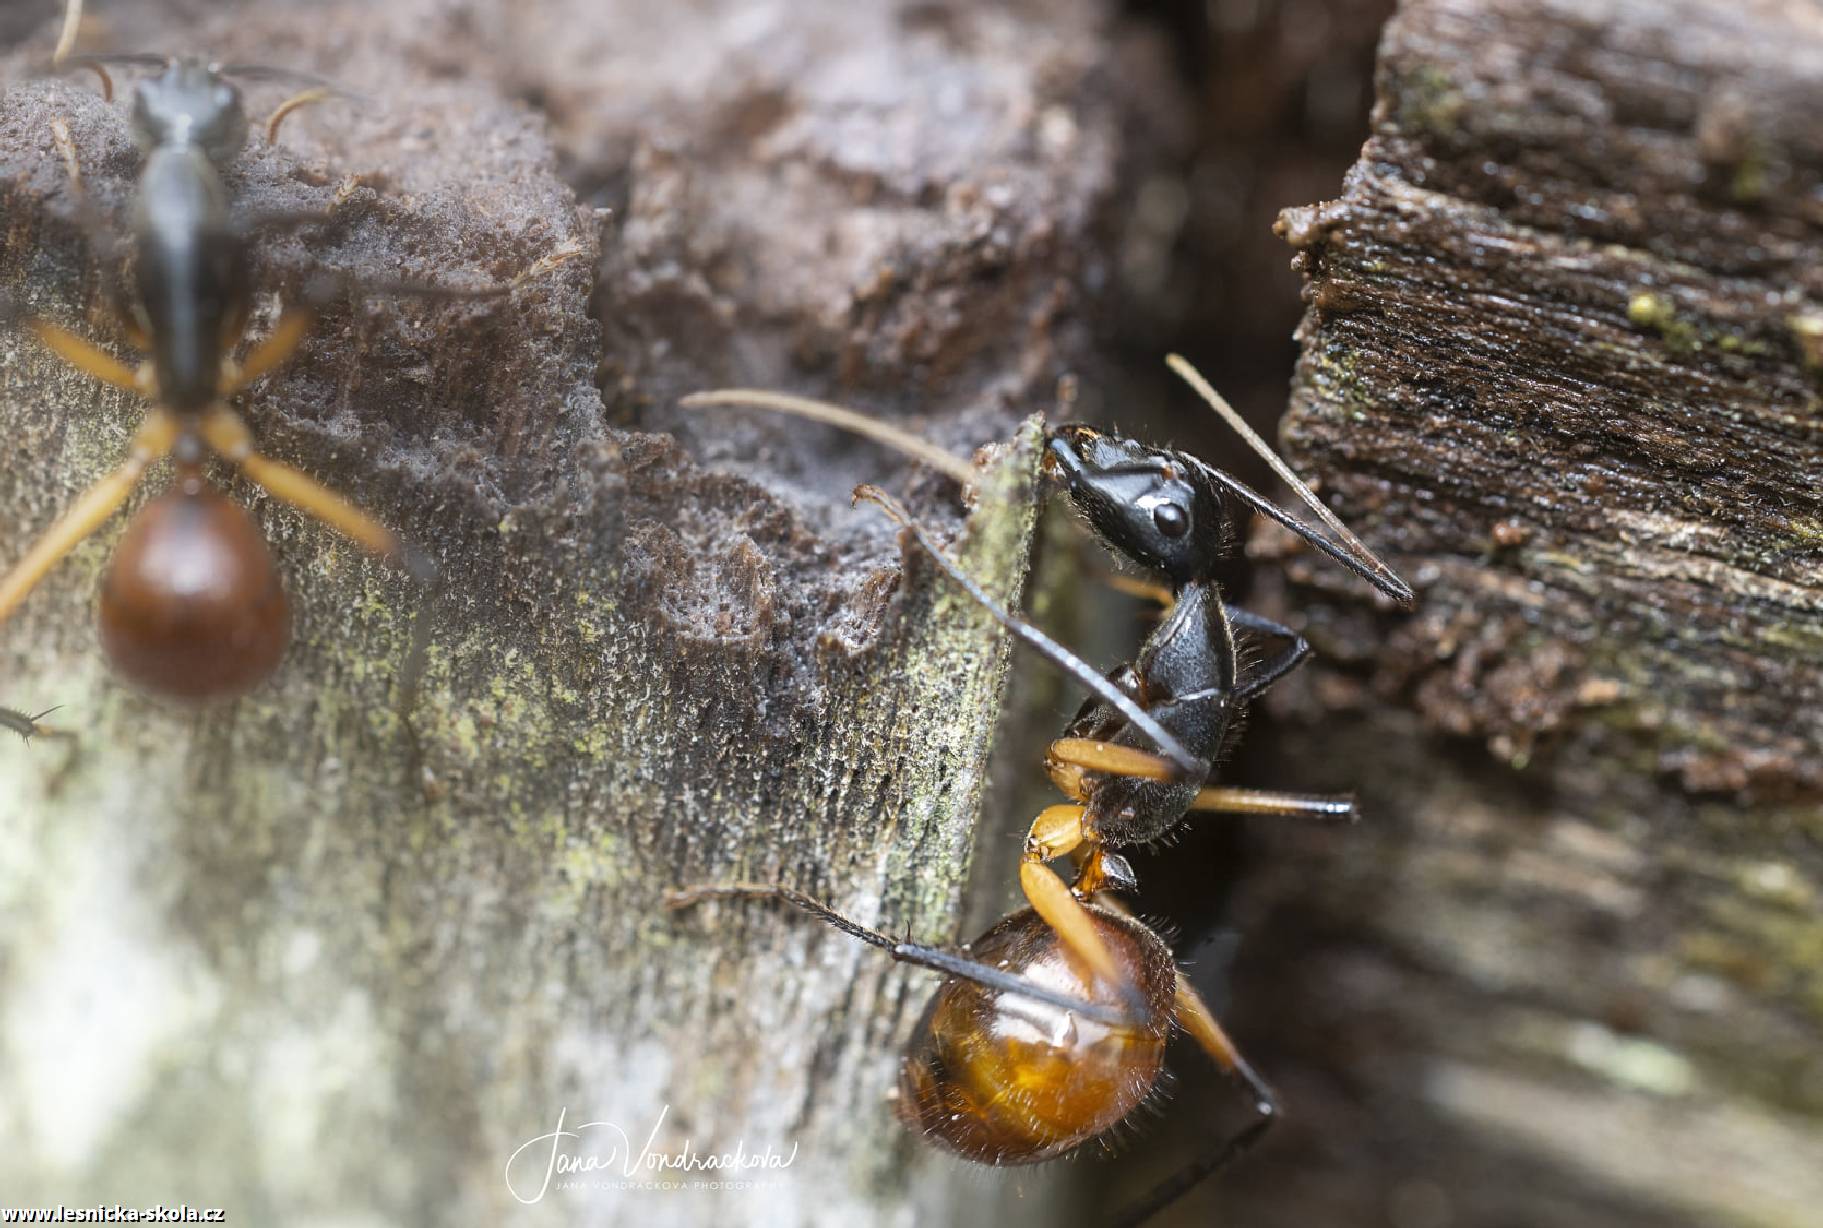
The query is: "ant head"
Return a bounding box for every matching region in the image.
[1044,425,1230,584]
[130,58,248,163]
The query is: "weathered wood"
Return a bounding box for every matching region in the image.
[0,1,1181,1224]
[1131,2,1823,1225]
[1274,0,1823,794]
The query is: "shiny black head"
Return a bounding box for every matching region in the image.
[1045,425,1232,585]
[130,59,248,163]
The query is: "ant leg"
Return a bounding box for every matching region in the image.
[1020,862,1147,1015]
[1226,605,1310,702]
[665,883,1128,1025]
[1103,572,1176,613]
[197,405,426,574]
[26,320,151,393]
[1109,974,1278,1228]
[1045,736,1178,784]
[396,598,436,716]
[292,241,584,307]
[856,484,1200,777]
[1015,803,1141,1010]
[50,2,117,98]
[216,324,440,722]
[1025,802,1092,861]
[1189,785,1357,821]
[119,312,151,352]
[0,409,179,622]
[221,308,316,393]
[1050,741,1355,821]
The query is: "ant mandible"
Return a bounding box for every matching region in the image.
[669,355,1413,1224]
[0,1,441,700]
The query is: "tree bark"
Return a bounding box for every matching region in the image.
[1128,2,1823,1226]
[0,1,1181,1225]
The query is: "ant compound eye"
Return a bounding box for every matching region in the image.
[1151,502,1189,539]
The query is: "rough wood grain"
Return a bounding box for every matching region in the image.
[1274,0,1823,796]
[0,1,1181,1224]
[1119,2,1823,1226]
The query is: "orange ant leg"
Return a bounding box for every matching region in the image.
[1026,802,1091,861]
[1190,785,1358,821]
[665,882,1128,1024]
[1018,860,1148,1016]
[198,404,419,572]
[1051,723,1354,824]
[1109,975,1278,1228]
[221,308,316,393]
[0,409,179,622]
[1048,746,1355,823]
[1046,736,1178,783]
[1102,572,1176,613]
[1017,800,1135,1001]
[1050,741,1355,821]
[27,320,153,395]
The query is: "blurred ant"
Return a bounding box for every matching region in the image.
[0,1,550,701]
[670,356,1412,1223]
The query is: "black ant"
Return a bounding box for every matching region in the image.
[668,356,1412,1224]
[0,1,548,701]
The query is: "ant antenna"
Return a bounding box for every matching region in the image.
[262,86,332,143]
[677,389,980,489]
[51,0,133,99]
[217,63,348,91]
[211,65,367,144]
[1165,353,1415,606]
[52,0,82,67]
[54,52,172,102]
[856,484,1202,779]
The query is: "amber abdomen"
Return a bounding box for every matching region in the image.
[896,905,1176,1165]
[98,482,290,700]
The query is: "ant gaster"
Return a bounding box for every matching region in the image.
[670,356,1413,1225]
[0,6,434,700]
